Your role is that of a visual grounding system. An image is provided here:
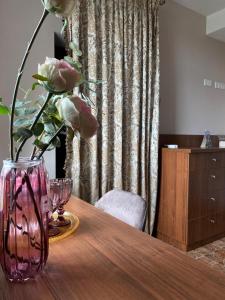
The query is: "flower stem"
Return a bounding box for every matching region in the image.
[10,9,49,161]
[36,124,65,160]
[15,92,53,162]
[30,146,37,160]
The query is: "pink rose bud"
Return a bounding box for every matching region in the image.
[56,96,98,138]
[38,57,81,93]
[70,96,99,138]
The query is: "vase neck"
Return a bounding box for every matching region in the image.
[3,157,42,169]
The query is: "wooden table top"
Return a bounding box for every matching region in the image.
[1,196,225,300]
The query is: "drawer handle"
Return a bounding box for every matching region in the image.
[210,219,215,224]
[210,175,216,179]
[210,197,216,202]
[212,158,217,162]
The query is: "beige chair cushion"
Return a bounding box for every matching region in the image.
[95,189,147,231]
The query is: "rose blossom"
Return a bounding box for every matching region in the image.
[43,0,75,18]
[70,96,99,138]
[38,57,81,93]
[56,96,99,138]
[56,97,80,129]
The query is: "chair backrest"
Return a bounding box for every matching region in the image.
[95,189,147,231]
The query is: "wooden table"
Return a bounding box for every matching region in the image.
[1,196,225,299]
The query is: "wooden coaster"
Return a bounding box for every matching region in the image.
[49,211,80,243]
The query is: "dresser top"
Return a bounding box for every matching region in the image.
[162,147,225,153]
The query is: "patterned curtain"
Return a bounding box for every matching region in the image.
[67,0,161,234]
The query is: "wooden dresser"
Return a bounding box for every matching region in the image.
[156,148,225,251]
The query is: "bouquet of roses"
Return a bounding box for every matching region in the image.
[0,0,98,163]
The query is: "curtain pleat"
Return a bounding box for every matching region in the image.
[68,0,161,234]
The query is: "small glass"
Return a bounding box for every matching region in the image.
[48,179,63,237]
[51,178,73,227]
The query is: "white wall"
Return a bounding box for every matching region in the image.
[160,0,225,135]
[0,0,62,177]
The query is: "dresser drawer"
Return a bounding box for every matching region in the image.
[188,213,225,245]
[189,168,225,195]
[208,190,225,214]
[190,152,225,171]
[208,168,225,192]
[208,153,225,169]
[189,189,225,219]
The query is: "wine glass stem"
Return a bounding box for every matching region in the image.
[58,205,65,220]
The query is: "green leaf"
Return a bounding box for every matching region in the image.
[32,123,44,137]
[15,100,32,108]
[32,74,49,82]
[45,103,57,114]
[52,136,61,148]
[74,49,82,57]
[42,132,54,143]
[32,82,41,91]
[44,123,56,134]
[73,61,82,70]
[64,56,82,70]
[13,132,22,142]
[0,103,10,115]
[41,115,51,124]
[64,56,74,65]
[51,115,63,127]
[16,127,33,139]
[34,139,48,150]
[88,79,105,85]
[15,107,37,117]
[69,42,77,50]
[69,42,82,56]
[14,118,34,127]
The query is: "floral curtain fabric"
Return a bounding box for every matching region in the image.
[67,0,161,234]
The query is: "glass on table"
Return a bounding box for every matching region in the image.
[50,178,73,227]
[48,179,63,237]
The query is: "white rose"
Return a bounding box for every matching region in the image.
[56,97,80,129]
[38,57,81,93]
[56,96,99,138]
[43,0,75,18]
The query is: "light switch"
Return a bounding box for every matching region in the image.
[215,81,225,89]
[204,79,212,87]
[215,82,220,89]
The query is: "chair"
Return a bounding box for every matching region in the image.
[95,189,147,231]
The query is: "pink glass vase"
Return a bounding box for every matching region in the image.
[0,158,49,282]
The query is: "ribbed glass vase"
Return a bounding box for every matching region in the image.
[0,158,49,282]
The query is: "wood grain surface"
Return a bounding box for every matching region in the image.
[1,196,225,300]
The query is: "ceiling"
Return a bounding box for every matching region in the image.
[173,0,225,42]
[173,0,225,16]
